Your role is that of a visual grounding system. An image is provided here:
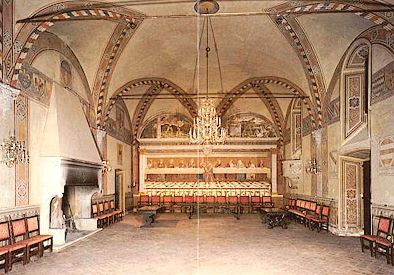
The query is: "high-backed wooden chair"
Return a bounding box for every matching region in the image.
[109,200,123,222]
[138,195,150,207]
[10,218,33,264]
[173,196,183,213]
[262,196,274,208]
[184,195,194,218]
[309,205,330,232]
[25,215,53,257]
[227,196,240,219]
[361,216,391,257]
[151,195,161,206]
[162,196,173,212]
[250,196,262,213]
[239,196,250,214]
[306,205,321,230]
[205,195,215,213]
[98,202,109,227]
[374,220,393,265]
[216,196,227,213]
[103,201,114,225]
[0,221,12,273]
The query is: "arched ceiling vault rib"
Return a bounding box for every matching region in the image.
[217,77,316,129]
[8,1,143,101]
[269,15,323,128]
[103,77,198,136]
[94,21,142,127]
[252,84,284,145]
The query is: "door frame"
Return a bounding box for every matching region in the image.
[115,169,126,212]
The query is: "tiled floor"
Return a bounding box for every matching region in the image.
[9,213,394,275]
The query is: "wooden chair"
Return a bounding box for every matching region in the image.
[151,195,161,206]
[205,196,215,213]
[103,201,114,225]
[91,203,104,228]
[109,200,123,222]
[361,216,391,257]
[138,195,150,207]
[183,195,194,218]
[162,196,173,212]
[239,196,250,214]
[250,196,262,213]
[173,196,183,213]
[309,206,330,232]
[227,196,240,220]
[215,196,227,213]
[25,215,53,257]
[306,205,321,230]
[98,202,109,228]
[262,196,274,208]
[9,218,31,265]
[0,221,11,273]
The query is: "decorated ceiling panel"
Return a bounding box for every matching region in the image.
[298,13,374,89]
[49,20,118,91]
[108,14,309,102]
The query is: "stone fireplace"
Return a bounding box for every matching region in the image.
[39,87,103,245]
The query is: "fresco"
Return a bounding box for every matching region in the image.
[17,64,53,106]
[141,113,192,139]
[225,113,277,138]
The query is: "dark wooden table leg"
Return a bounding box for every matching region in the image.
[141,213,154,226]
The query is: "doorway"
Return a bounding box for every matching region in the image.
[362,160,371,235]
[115,169,126,211]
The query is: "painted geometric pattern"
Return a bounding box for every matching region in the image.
[344,162,359,227]
[345,74,364,138]
[96,22,141,127]
[379,135,394,175]
[326,98,340,125]
[281,2,394,32]
[15,95,29,206]
[372,60,394,104]
[292,112,301,153]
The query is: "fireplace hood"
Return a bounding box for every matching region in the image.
[40,86,101,165]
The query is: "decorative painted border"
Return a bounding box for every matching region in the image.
[95,21,142,127]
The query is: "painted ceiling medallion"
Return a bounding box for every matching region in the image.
[194,0,220,15]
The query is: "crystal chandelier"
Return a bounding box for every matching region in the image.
[189,2,226,145]
[0,135,29,167]
[189,98,226,144]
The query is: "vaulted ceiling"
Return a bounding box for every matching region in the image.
[13,0,394,132]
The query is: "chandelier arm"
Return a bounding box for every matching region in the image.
[208,16,224,94]
[192,17,207,93]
